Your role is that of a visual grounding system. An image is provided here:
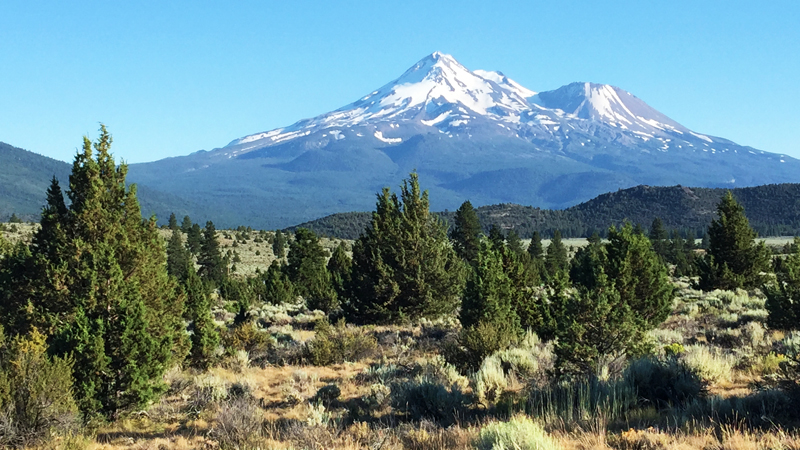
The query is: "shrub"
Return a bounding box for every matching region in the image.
[444,321,518,373]
[312,384,341,407]
[303,319,376,366]
[390,375,467,425]
[418,355,470,392]
[681,345,735,384]
[474,415,558,450]
[221,322,274,357]
[623,356,704,408]
[211,397,264,450]
[474,355,508,404]
[0,329,79,448]
[777,331,800,393]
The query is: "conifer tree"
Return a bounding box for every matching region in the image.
[765,237,800,331]
[168,213,178,230]
[198,221,227,285]
[544,229,568,277]
[258,260,294,305]
[186,223,202,256]
[327,242,352,300]
[346,173,466,324]
[528,231,544,261]
[10,126,186,419]
[286,228,337,312]
[459,240,521,333]
[272,230,287,259]
[488,225,506,250]
[180,215,192,233]
[697,192,771,291]
[649,217,669,261]
[184,270,219,369]
[570,232,607,290]
[450,200,482,264]
[167,227,190,282]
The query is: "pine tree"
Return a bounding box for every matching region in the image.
[272,230,287,259]
[765,237,800,331]
[459,240,520,333]
[12,126,186,419]
[198,221,227,286]
[506,230,524,257]
[488,225,505,250]
[450,200,482,264]
[327,242,352,301]
[184,271,219,369]
[180,215,192,233]
[168,213,178,231]
[286,228,337,312]
[570,232,607,290]
[697,192,771,291]
[346,173,466,324]
[544,230,568,277]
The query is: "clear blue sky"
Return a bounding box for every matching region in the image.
[1,1,798,163]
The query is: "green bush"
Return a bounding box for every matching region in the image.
[474,355,508,404]
[304,319,376,366]
[623,356,704,408]
[390,375,467,425]
[474,415,558,450]
[681,345,735,384]
[444,321,518,373]
[0,329,79,448]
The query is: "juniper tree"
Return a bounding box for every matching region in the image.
[168,212,178,230]
[257,260,294,305]
[649,217,669,261]
[450,200,482,264]
[180,215,192,233]
[7,126,186,419]
[459,239,521,333]
[186,223,202,256]
[286,228,337,312]
[272,229,287,259]
[697,191,771,291]
[528,231,544,260]
[184,270,219,369]
[765,237,800,331]
[327,242,352,301]
[544,229,568,277]
[198,221,227,286]
[346,173,466,324]
[166,227,190,282]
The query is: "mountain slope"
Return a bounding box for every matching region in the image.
[118,52,800,228]
[290,183,800,240]
[0,142,215,223]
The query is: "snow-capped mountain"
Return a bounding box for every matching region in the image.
[128,52,800,229]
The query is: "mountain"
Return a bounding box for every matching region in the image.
[0,141,215,223]
[126,52,800,228]
[289,183,800,240]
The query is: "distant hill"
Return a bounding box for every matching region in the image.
[288,184,800,239]
[0,141,219,224]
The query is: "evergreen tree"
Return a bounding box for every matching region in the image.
[488,225,506,250]
[570,232,607,290]
[166,227,190,282]
[168,213,178,231]
[649,217,669,261]
[198,221,227,285]
[765,237,800,331]
[272,230,287,259]
[450,200,482,264]
[346,173,466,324]
[544,229,568,277]
[286,228,337,312]
[186,223,202,256]
[697,192,771,291]
[327,242,352,301]
[184,271,219,369]
[8,213,22,224]
[258,260,294,305]
[180,215,192,233]
[527,231,544,261]
[459,240,521,333]
[506,230,525,257]
[9,126,186,419]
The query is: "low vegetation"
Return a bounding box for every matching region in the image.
[1,128,799,449]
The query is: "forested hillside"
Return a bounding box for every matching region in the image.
[291,184,800,239]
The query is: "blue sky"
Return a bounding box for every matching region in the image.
[1,1,798,163]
